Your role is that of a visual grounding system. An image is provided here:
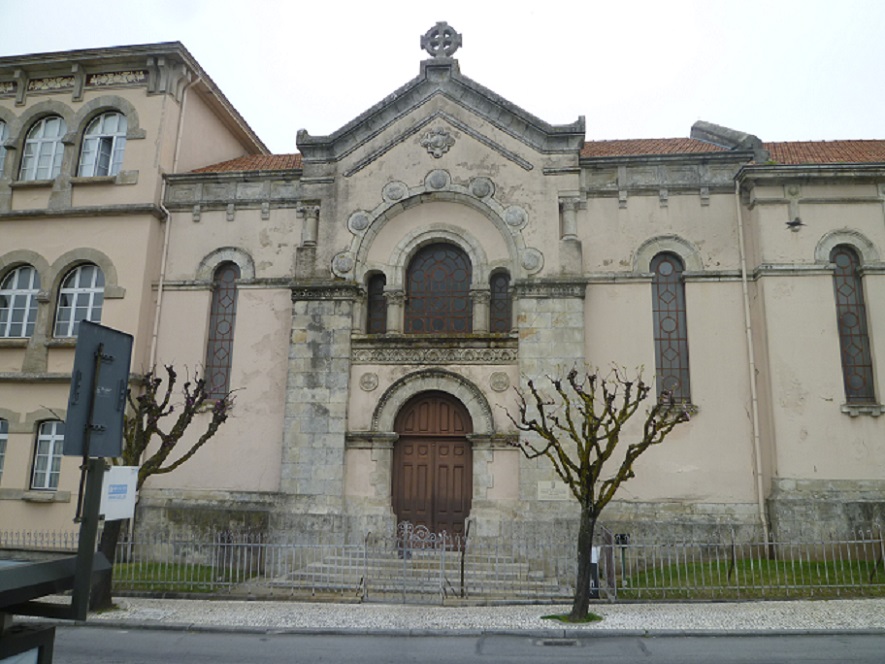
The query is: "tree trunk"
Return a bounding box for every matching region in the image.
[89,519,123,611]
[569,506,597,621]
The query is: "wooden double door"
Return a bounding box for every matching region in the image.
[392,392,473,537]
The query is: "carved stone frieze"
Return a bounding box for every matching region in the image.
[291,283,360,302]
[87,70,148,87]
[28,76,74,91]
[0,81,15,95]
[352,337,518,365]
[515,279,587,299]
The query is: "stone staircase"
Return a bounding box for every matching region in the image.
[270,547,573,602]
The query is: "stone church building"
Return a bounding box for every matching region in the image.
[1,24,883,544]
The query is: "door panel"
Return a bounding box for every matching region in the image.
[393,393,473,536]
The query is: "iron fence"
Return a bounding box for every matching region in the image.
[3,522,883,603]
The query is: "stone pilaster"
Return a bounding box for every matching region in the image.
[514,280,587,507]
[280,283,358,526]
[471,289,490,333]
[384,289,404,334]
[558,197,584,275]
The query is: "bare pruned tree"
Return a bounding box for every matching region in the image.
[90,365,234,610]
[508,366,689,621]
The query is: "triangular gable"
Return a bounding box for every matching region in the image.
[296,56,585,169]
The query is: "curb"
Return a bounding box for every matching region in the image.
[51,619,885,639]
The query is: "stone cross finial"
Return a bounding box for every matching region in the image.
[421,22,462,58]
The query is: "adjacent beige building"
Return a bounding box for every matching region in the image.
[1,25,883,545]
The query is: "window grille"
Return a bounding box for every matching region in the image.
[651,252,691,403]
[489,271,511,333]
[405,244,472,334]
[831,245,875,403]
[366,273,387,334]
[205,262,240,398]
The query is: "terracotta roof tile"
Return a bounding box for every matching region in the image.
[763,140,885,165]
[192,153,302,173]
[581,138,726,158]
[189,140,885,173]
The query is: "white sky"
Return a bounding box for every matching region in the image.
[2,0,883,153]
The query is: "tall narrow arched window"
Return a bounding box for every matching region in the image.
[0,120,8,179]
[32,420,64,490]
[405,243,472,334]
[205,262,240,398]
[0,418,7,483]
[831,245,875,403]
[1,265,41,338]
[489,270,511,333]
[78,111,128,177]
[651,252,691,403]
[20,116,67,181]
[366,273,387,334]
[54,264,104,338]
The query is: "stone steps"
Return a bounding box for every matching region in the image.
[271,550,571,600]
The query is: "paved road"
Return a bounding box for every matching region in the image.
[52,627,885,664]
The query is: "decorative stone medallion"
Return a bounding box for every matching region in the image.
[348,211,370,233]
[420,128,456,158]
[504,205,528,228]
[420,22,462,58]
[382,181,408,202]
[359,372,379,392]
[521,248,544,273]
[425,169,451,190]
[469,177,495,199]
[331,252,355,277]
[489,372,511,392]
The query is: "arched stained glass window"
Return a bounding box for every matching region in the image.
[831,245,875,403]
[651,252,691,403]
[366,273,387,334]
[489,270,511,333]
[205,262,240,399]
[405,244,472,334]
[1,265,41,338]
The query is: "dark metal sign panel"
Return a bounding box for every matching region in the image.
[63,321,133,458]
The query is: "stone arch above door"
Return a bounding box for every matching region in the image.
[372,368,494,434]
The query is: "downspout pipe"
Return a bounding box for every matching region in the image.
[735,178,770,547]
[148,75,202,368]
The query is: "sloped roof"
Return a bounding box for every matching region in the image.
[190,140,885,173]
[581,138,727,158]
[191,154,302,173]
[764,140,885,165]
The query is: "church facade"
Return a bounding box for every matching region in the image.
[2,25,884,545]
